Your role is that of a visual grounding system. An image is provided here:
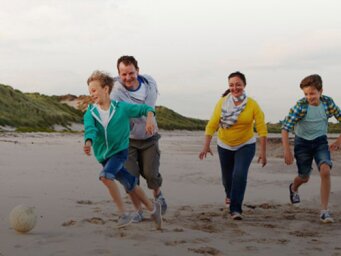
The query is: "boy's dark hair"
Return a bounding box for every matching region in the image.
[87,70,114,93]
[300,74,323,91]
[117,55,139,71]
[222,71,247,97]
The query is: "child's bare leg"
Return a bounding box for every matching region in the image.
[320,164,331,210]
[292,175,309,192]
[128,193,143,211]
[129,186,154,211]
[129,186,163,229]
[101,177,125,215]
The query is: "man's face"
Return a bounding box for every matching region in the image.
[118,63,139,90]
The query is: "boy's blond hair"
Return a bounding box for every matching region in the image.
[87,70,114,93]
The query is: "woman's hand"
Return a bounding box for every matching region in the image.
[257,152,267,167]
[199,135,213,160]
[199,146,213,160]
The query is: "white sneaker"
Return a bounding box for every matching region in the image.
[132,210,144,223]
[320,210,334,224]
[116,212,133,228]
[231,212,243,220]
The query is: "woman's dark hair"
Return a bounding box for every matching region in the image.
[222,71,247,97]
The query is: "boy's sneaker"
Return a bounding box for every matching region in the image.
[225,197,231,208]
[289,183,300,204]
[320,210,334,224]
[132,209,144,223]
[231,212,243,220]
[117,212,133,228]
[150,201,162,230]
[156,192,167,215]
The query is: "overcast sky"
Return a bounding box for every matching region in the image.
[1,0,341,122]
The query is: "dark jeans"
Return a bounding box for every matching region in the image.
[217,143,256,213]
[294,135,332,178]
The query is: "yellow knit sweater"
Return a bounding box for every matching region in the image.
[205,96,267,146]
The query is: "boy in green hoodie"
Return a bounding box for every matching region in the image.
[83,70,162,229]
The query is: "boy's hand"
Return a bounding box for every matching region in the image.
[330,141,341,151]
[145,112,155,135]
[84,140,92,156]
[284,149,294,165]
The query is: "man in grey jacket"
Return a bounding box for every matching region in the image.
[110,56,167,222]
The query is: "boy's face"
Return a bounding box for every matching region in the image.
[88,80,109,105]
[302,86,322,106]
[118,63,139,90]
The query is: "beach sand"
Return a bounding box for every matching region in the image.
[0,131,341,256]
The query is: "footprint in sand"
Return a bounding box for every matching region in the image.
[289,230,319,237]
[83,217,105,225]
[190,223,221,234]
[77,200,93,205]
[188,246,223,256]
[62,219,77,226]
[164,240,187,246]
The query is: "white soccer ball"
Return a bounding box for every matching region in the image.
[9,205,37,233]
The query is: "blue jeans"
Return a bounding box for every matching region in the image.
[217,143,256,214]
[100,149,138,193]
[294,135,332,178]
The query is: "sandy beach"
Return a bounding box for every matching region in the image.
[0,131,340,256]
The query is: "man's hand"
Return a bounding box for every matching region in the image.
[145,111,155,135]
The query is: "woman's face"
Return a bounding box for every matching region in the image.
[228,76,245,98]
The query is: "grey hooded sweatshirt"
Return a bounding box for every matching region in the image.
[110,74,159,140]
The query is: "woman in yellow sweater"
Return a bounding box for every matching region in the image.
[199,71,267,220]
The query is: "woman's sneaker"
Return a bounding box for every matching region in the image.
[117,212,133,228]
[289,183,300,204]
[132,209,144,223]
[231,212,243,220]
[320,210,334,224]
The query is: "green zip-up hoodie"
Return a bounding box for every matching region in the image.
[84,100,154,163]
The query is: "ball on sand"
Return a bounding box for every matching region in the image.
[9,205,37,233]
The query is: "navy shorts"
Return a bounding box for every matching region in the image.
[294,135,332,178]
[100,149,137,193]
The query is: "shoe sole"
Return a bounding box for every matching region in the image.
[232,216,242,220]
[132,218,143,224]
[231,213,243,220]
[116,217,133,228]
[320,218,334,224]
